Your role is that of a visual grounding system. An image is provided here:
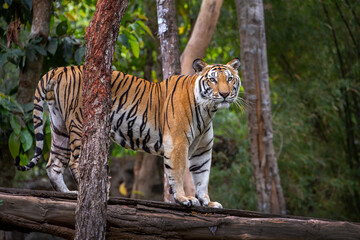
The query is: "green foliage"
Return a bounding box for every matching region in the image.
[210,109,256,210]
[0,92,51,162]
[265,0,360,221]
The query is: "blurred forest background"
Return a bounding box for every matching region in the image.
[0,0,359,222]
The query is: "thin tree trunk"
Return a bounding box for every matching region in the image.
[156,0,182,203]
[180,0,223,75]
[131,153,163,201]
[16,0,52,104]
[235,0,286,214]
[75,1,128,240]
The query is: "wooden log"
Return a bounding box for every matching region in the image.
[0,187,359,240]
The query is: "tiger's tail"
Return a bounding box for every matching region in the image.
[15,70,56,171]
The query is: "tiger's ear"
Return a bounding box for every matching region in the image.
[227,58,241,70]
[192,59,207,73]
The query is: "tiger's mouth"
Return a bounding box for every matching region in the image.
[215,100,231,109]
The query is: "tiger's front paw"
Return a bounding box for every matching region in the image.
[67,190,78,195]
[175,195,201,207]
[208,201,223,208]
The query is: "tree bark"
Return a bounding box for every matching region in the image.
[235,0,286,214]
[156,0,182,203]
[1,188,360,240]
[75,1,128,240]
[180,0,223,75]
[16,0,52,104]
[156,0,181,79]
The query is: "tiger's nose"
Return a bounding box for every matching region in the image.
[219,92,230,99]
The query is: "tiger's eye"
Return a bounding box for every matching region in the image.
[228,77,233,82]
[209,78,216,83]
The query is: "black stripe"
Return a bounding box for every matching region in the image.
[164,164,172,169]
[35,133,44,141]
[34,104,43,112]
[170,75,184,116]
[192,169,209,175]
[53,144,70,152]
[189,159,210,172]
[190,148,212,159]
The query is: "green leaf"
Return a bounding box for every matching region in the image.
[56,21,68,36]
[31,36,43,44]
[10,115,21,134]
[19,152,28,166]
[8,132,20,159]
[11,49,25,57]
[74,46,85,65]
[20,129,33,152]
[46,38,58,55]
[65,12,76,21]
[26,121,34,134]
[0,53,8,67]
[137,21,154,38]
[45,117,51,134]
[34,45,47,56]
[118,34,130,49]
[128,35,139,58]
[23,102,33,113]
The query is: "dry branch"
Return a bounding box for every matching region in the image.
[0,187,359,240]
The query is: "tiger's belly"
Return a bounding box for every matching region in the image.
[110,110,164,156]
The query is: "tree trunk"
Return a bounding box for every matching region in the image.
[156,0,181,79]
[180,0,223,75]
[16,0,52,104]
[235,0,286,214]
[130,153,163,201]
[75,1,128,240]
[1,188,360,240]
[0,136,15,188]
[156,0,182,203]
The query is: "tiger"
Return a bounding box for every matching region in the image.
[15,58,241,208]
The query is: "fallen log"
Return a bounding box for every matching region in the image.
[0,187,359,239]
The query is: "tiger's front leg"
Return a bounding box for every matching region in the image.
[189,129,222,208]
[163,134,201,207]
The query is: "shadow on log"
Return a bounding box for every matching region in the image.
[0,187,359,239]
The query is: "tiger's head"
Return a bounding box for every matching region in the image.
[193,58,241,109]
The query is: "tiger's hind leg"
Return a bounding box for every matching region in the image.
[46,99,75,193]
[68,123,81,188]
[68,124,111,199]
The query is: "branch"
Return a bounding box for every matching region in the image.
[1,188,359,240]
